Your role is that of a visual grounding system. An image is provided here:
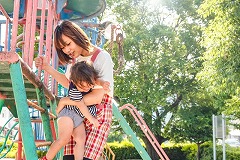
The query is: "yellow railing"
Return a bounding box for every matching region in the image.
[100,144,115,160]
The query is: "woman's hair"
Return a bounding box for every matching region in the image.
[54,20,93,64]
[70,61,100,87]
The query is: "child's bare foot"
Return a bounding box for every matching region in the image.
[89,117,100,127]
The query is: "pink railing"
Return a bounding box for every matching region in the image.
[1,0,59,94]
[119,104,170,160]
[0,4,12,52]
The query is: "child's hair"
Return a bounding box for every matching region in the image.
[70,61,100,87]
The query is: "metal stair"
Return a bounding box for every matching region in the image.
[0,55,57,160]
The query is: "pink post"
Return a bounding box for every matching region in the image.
[23,0,33,64]
[0,4,12,51]
[28,0,38,68]
[44,1,54,87]
[10,0,20,53]
[37,0,47,79]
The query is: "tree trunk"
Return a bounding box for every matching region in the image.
[142,136,166,160]
[196,143,201,160]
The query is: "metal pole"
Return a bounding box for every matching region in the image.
[10,62,38,160]
[213,115,216,160]
[222,114,226,160]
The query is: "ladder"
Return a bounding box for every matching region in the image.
[0,55,58,160]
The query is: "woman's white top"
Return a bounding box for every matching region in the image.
[65,49,114,97]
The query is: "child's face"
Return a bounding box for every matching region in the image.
[75,82,94,92]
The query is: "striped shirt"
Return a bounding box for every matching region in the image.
[65,82,97,118]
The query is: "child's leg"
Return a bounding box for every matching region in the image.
[72,123,86,160]
[46,117,74,160]
[76,104,99,127]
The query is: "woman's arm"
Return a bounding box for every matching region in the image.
[35,56,69,88]
[44,65,69,88]
[82,88,105,106]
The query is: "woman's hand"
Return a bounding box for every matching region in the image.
[102,81,110,93]
[96,79,110,94]
[35,56,70,88]
[35,56,50,70]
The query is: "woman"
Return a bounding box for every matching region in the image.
[35,20,114,160]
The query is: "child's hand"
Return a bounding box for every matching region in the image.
[56,97,68,114]
[56,103,64,114]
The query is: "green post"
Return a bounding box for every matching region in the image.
[50,99,58,136]
[0,99,4,113]
[9,62,38,160]
[112,101,152,160]
[50,98,63,159]
[36,88,54,143]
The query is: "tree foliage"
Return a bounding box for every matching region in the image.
[104,0,215,159]
[197,0,240,121]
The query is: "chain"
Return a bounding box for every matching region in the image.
[114,25,125,75]
[108,25,116,56]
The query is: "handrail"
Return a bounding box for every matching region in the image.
[0,116,14,135]
[0,119,19,158]
[119,104,170,160]
[101,144,115,160]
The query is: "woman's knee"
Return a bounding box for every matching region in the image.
[57,137,71,146]
[74,135,86,144]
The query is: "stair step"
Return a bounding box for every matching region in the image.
[14,140,52,147]
[36,141,52,147]
[14,118,42,123]
[14,118,56,123]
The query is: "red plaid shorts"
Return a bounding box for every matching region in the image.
[64,94,113,160]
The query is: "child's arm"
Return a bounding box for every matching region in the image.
[95,78,110,93]
[62,93,101,127]
[56,97,89,113]
[56,97,71,114]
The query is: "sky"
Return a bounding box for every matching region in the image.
[0,15,6,46]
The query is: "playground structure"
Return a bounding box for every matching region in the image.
[0,0,169,160]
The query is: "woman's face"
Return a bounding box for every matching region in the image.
[60,34,83,58]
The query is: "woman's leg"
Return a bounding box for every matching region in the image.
[63,95,112,160]
[84,101,112,159]
[46,117,74,160]
[72,123,86,160]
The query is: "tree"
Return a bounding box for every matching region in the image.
[164,90,217,160]
[197,0,240,124]
[105,0,207,159]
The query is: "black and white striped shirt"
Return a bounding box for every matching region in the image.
[65,82,97,118]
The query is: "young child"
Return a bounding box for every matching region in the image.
[41,61,109,160]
